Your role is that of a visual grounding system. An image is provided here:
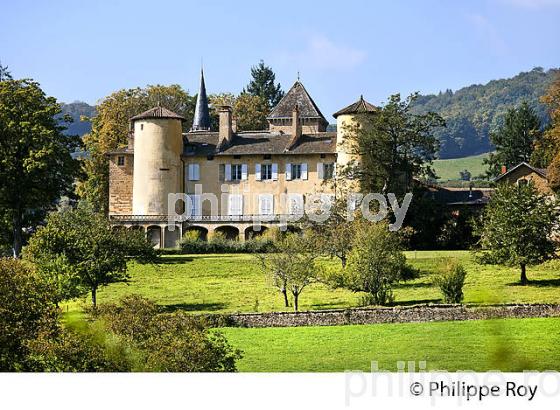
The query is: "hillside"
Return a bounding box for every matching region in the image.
[412,67,558,159]
[59,101,96,136]
[432,152,489,181]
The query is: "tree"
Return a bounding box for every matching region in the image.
[0,61,12,81]
[77,85,196,213]
[234,93,269,131]
[0,79,80,257]
[0,258,59,371]
[474,182,557,285]
[338,222,409,305]
[342,93,444,196]
[244,60,284,108]
[483,102,542,177]
[24,203,158,307]
[537,73,560,189]
[257,232,318,311]
[208,92,236,130]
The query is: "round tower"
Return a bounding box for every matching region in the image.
[130,107,185,215]
[333,95,377,168]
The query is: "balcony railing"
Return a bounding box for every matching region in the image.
[109,214,298,223]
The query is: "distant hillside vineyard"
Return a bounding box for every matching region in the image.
[412,67,558,159]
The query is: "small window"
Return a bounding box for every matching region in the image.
[320,153,326,158]
[117,156,125,166]
[140,124,144,131]
[323,163,335,179]
[261,164,273,180]
[291,164,302,180]
[207,155,214,161]
[517,178,529,186]
[264,154,272,160]
[233,155,241,159]
[231,164,243,181]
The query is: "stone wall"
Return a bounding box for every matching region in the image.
[205,304,560,328]
[108,153,134,214]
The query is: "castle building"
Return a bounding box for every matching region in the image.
[107,71,376,248]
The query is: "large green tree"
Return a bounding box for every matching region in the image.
[244,60,284,108]
[77,85,196,213]
[0,79,80,256]
[24,203,158,307]
[343,93,444,196]
[483,101,542,177]
[475,182,557,285]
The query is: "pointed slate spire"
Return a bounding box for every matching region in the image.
[191,68,211,131]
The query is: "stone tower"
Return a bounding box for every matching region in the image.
[130,106,185,215]
[333,95,377,168]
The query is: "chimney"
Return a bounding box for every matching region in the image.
[217,105,233,150]
[501,165,507,174]
[286,105,302,150]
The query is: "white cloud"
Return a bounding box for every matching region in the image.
[281,35,367,71]
[497,0,560,9]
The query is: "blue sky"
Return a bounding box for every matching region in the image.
[1,0,559,120]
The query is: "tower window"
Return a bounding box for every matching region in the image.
[117,156,125,166]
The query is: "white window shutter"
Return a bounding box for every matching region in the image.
[317,162,324,180]
[255,164,261,181]
[332,162,336,179]
[259,194,274,215]
[287,193,304,215]
[286,163,292,180]
[187,164,193,181]
[193,164,200,181]
[225,163,232,181]
[228,194,243,216]
[301,163,308,180]
[272,163,278,180]
[241,164,248,180]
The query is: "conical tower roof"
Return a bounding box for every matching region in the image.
[192,68,211,131]
[333,95,377,118]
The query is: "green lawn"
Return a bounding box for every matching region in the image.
[70,250,560,314]
[432,152,490,181]
[220,317,560,371]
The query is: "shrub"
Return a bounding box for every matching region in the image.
[180,234,275,254]
[434,260,468,303]
[92,295,242,372]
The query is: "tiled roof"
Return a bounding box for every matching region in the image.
[267,81,327,121]
[183,131,337,156]
[494,161,548,182]
[429,187,493,206]
[130,106,185,121]
[333,95,377,118]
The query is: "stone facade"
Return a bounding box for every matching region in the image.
[108,153,134,214]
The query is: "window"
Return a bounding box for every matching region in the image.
[228,194,243,216]
[318,162,335,180]
[286,194,304,215]
[292,164,302,179]
[224,164,247,181]
[258,194,274,216]
[261,164,272,180]
[187,194,201,217]
[207,155,214,161]
[233,155,241,159]
[140,124,144,131]
[117,156,125,166]
[324,163,335,179]
[231,164,243,181]
[263,154,272,160]
[187,164,200,181]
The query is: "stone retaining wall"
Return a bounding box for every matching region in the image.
[205,304,560,328]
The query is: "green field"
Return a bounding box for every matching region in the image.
[74,250,560,314]
[220,317,560,371]
[432,152,490,181]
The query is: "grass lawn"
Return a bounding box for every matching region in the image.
[432,152,490,181]
[67,250,560,314]
[219,318,560,372]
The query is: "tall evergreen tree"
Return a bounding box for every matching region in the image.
[245,60,284,108]
[483,101,542,177]
[0,61,12,81]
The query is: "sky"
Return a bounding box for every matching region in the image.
[1,0,560,120]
